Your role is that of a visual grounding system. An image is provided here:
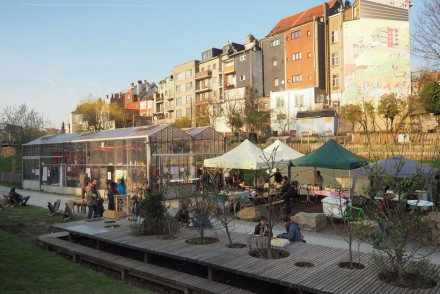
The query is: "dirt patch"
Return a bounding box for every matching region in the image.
[0,223,55,244]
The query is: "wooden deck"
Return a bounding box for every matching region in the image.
[38,218,440,294]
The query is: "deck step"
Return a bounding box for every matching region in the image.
[37,234,254,294]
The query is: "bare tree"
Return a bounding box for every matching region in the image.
[413,0,440,69]
[0,103,50,145]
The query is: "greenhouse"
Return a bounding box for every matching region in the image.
[22,124,225,197]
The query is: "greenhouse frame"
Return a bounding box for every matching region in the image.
[22,125,225,197]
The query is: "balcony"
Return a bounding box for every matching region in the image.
[195,70,212,80]
[194,96,210,105]
[154,107,164,114]
[224,84,236,90]
[195,85,212,93]
[164,104,175,112]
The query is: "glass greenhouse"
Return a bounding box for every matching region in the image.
[22,125,224,197]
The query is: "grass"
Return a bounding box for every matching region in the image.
[0,206,152,294]
[0,205,72,227]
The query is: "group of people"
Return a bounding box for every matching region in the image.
[254,215,305,243]
[175,205,213,228]
[85,178,127,219]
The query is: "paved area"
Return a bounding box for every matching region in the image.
[3,185,440,265]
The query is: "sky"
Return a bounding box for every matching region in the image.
[0,0,425,129]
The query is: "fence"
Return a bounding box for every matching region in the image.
[0,171,21,185]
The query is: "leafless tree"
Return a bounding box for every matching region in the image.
[0,103,50,145]
[413,0,440,69]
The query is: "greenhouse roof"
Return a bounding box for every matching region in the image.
[24,124,193,145]
[184,126,225,140]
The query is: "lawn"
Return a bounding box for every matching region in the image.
[0,206,153,294]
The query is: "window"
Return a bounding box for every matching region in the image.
[274,78,279,87]
[308,75,312,80]
[332,74,340,88]
[307,30,311,36]
[308,52,312,58]
[239,75,246,81]
[186,108,191,116]
[175,85,182,94]
[331,53,339,65]
[270,39,280,46]
[292,74,302,83]
[176,72,183,81]
[273,60,278,66]
[291,30,301,39]
[176,97,182,106]
[176,109,183,118]
[186,82,192,91]
[213,105,222,116]
[239,55,246,61]
[292,52,302,60]
[295,94,304,107]
[186,95,192,104]
[276,97,285,108]
[185,69,192,78]
[332,30,339,43]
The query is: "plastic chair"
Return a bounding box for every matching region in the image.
[343,204,368,222]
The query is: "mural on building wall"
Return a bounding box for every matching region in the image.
[342,18,410,105]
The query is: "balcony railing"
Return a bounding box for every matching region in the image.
[195,70,212,80]
[195,86,212,93]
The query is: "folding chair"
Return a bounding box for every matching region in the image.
[63,203,75,221]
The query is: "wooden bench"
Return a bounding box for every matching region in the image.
[38,233,255,294]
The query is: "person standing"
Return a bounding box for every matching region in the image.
[117,178,126,195]
[86,178,99,219]
[281,177,296,215]
[107,181,119,211]
[315,170,324,190]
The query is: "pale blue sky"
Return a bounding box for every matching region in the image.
[0,0,424,128]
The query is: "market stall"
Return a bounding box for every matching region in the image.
[291,139,369,218]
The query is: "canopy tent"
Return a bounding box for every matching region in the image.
[203,139,290,170]
[264,139,304,181]
[352,155,440,198]
[263,139,304,161]
[290,139,369,195]
[353,155,440,178]
[291,139,368,170]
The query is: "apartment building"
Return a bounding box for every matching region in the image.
[155,76,173,123]
[216,37,264,133]
[155,61,199,126]
[263,1,333,135]
[328,0,411,107]
[194,48,223,128]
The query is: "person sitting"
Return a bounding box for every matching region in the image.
[190,209,213,229]
[9,187,30,206]
[276,215,305,243]
[175,205,190,226]
[254,216,272,236]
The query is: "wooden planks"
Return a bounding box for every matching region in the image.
[49,219,440,294]
[38,233,255,294]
